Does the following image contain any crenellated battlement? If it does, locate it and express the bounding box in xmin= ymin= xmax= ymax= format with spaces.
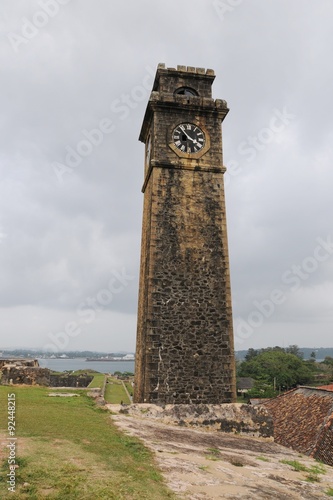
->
xmin=151 ymin=63 xmax=216 ymax=99
xmin=157 ymin=63 xmax=215 ymax=76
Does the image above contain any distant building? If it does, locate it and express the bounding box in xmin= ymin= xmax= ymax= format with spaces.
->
xmin=237 ymin=377 xmax=255 ymax=397
xmin=123 ymin=353 xmax=135 ymax=360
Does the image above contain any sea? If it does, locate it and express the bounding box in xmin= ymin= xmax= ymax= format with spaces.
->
xmin=38 ymin=358 xmax=135 ymax=374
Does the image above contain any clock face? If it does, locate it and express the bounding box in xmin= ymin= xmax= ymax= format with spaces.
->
xmin=172 ymin=123 xmax=205 ymax=154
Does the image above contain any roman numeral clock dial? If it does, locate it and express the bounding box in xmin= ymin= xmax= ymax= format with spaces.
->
xmin=172 ymin=123 xmax=205 ymax=154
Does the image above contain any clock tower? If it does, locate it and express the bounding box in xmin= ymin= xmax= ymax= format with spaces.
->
xmin=134 ymin=64 xmax=236 ymax=404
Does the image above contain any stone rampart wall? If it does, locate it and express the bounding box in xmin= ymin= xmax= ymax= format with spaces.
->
xmin=119 ymin=403 xmax=273 ymax=438
xmin=0 ymin=366 xmax=93 ymax=388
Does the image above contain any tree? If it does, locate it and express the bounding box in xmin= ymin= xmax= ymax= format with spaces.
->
xmin=238 ymin=349 xmax=315 ymax=391
xmin=246 ymin=380 xmax=278 ymax=399
xmin=285 ymin=345 xmax=304 ymax=359
xmin=310 ymin=351 xmax=317 ymax=362
xmin=244 ymin=348 xmax=259 ymax=362
xmin=322 ymin=356 xmax=333 ymax=366
xmin=320 ymin=357 xmax=333 ymax=381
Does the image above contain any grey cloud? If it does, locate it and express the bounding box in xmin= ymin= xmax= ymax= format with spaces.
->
xmin=0 ymin=0 xmax=332 ymax=351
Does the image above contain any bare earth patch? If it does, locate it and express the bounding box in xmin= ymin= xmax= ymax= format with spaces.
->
xmin=109 ymin=405 xmax=333 ymax=499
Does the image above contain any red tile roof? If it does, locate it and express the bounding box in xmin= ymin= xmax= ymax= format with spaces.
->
xmin=262 ymin=387 xmax=333 ymax=466
xmin=317 ymin=384 xmax=333 ymax=391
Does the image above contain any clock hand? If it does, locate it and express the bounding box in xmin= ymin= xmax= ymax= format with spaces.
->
xmin=186 ymin=133 xmax=199 ymax=145
xmin=182 ymin=130 xmax=195 ymax=142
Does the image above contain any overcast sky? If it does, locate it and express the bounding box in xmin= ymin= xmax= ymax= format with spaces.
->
xmin=0 ymin=0 xmax=332 ymax=353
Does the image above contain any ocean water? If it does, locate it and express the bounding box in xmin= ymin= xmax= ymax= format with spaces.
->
xmin=38 ymin=358 xmax=135 ymax=374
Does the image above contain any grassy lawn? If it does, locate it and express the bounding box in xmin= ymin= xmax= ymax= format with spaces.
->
xmin=0 ymin=386 xmax=175 ymax=499
xmin=124 ymin=381 xmax=134 ymax=399
xmin=87 ymin=373 xmax=105 ymax=389
xmin=104 ymin=378 xmax=130 ymax=404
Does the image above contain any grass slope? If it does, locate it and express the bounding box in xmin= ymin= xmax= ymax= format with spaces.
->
xmin=0 ymin=386 xmax=174 ymax=499
xmin=104 ymin=378 xmax=130 ymax=404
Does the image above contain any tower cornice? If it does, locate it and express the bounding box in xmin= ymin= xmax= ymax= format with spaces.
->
xmin=139 ymin=95 xmax=229 ymax=143
xmin=141 ymin=160 xmax=227 ymax=193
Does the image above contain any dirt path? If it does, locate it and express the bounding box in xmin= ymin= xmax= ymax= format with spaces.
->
xmin=109 ymin=405 xmax=333 ymax=499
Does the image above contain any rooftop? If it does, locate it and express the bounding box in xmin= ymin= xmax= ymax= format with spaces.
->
xmin=262 ymin=386 xmax=333 ymax=466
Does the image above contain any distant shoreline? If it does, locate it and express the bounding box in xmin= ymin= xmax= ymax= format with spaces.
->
xmin=38 ymin=358 xmax=135 ymax=374
xmin=86 ymin=358 xmax=134 ymax=362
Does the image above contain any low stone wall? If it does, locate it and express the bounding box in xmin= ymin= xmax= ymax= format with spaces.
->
xmin=119 ymin=403 xmax=273 ymax=438
xmin=50 ymin=374 xmax=94 ymax=387
xmin=0 ymin=366 xmax=93 ymax=388
xmin=1 ymin=367 xmax=50 ymax=386
xmin=0 ymin=358 xmax=39 ymax=369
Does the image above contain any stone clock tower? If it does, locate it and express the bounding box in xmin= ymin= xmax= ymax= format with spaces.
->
xmin=134 ymin=64 xmax=236 ymax=404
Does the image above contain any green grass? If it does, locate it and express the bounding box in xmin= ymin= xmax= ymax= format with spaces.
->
xmin=205 ymin=449 xmax=220 ymax=461
xmin=124 ymin=381 xmax=134 ymax=398
xmin=206 ymin=447 xmax=220 ymax=456
xmin=104 ymin=378 xmax=130 ymax=404
xmin=256 ymin=456 xmax=270 ymax=462
xmin=310 ymin=463 xmax=326 ymax=475
xmin=280 ymin=459 xmax=326 ymax=475
xmin=87 ymin=373 xmax=105 ymax=389
xmin=280 ymin=459 xmax=326 ymax=483
xmin=306 ymin=472 xmax=321 ymax=483
xmin=0 ymin=386 xmax=175 ymax=499
xmin=198 ymin=465 xmax=208 ymax=471
xmin=206 ymin=448 xmax=221 ymax=462
xmin=280 ymin=460 xmax=309 ymax=472
xmin=62 ymin=369 xmax=97 ymax=376
xmin=326 ymin=487 xmax=333 ymax=496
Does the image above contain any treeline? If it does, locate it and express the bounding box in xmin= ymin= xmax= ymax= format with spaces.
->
xmin=236 ymin=346 xmax=333 ymax=361
xmin=1 ymin=349 xmax=132 ymax=358
xmin=237 ymin=345 xmax=333 ymax=399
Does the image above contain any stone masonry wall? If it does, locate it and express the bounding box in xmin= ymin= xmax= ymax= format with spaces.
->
xmin=49 ymin=374 xmax=94 ymax=387
xmin=120 ymin=404 xmax=274 ymax=439
xmin=0 ymin=358 xmax=39 ymax=368
xmin=0 ymin=366 xmax=93 ymax=388
xmin=142 ymin=167 xmax=234 ymax=404
xmin=0 ymin=367 xmax=51 ymax=386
